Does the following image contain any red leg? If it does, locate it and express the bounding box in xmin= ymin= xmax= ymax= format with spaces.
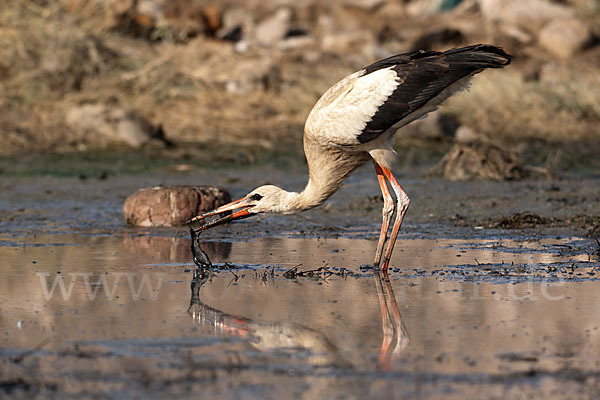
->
xmin=373 ymin=161 xmax=395 ymax=268
xmin=375 ymin=270 xmax=409 ymax=371
xmin=380 ymin=167 xmax=410 ymax=272
xmin=375 ymin=269 xmax=394 ymax=370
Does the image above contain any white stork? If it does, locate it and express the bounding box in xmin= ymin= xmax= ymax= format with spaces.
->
xmin=190 ymin=44 xmax=512 ymax=271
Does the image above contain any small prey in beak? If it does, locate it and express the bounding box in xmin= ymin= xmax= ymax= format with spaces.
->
xmin=187 ymin=196 xmax=257 ymax=233
xmin=189 ymin=227 xmax=213 ymax=268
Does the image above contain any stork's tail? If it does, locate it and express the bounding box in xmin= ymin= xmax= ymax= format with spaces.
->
xmin=443 ymin=44 xmax=512 ymax=69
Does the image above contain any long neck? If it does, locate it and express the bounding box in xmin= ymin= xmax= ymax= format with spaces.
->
xmin=284 ymin=137 xmax=369 ymax=213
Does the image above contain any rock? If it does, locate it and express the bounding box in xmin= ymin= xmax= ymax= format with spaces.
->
xmin=321 ymin=30 xmax=375 ymax=55
xmin=217 ymin=7 xmax=251 ymax=42
xmin=218 ymin=57 xmax=274 ymax=94
xmin=538 ymin=18 xmax=591 ymax=60
xmin=254 ymin=8 xmax=292 ymax=47
xmin=426 ymin=142 xmax=525 ymax=180
xmin=375 ymin=1 xmax=406 ymax=18
xmin=341 ymin=0 xmax=387 ymax=10
xmin=478 ymin=0 xmax=574 ymax=31
xmin=454 ymin=125 xmax=479 ymax=143
xmin=278 ymin=35 xmax=315 ymax=51
xmin=123 ymin=186 xmax=231 ymax=227
xmin=137 ymin=0 xmax=163 ymax=20
xmin=202 ymin=4 xmax=222 ymax=35
xmin=65 ymin=104 xmax=158 ymax=148
xmin=406 ymin=0 xmax=448 ymax=17
xmin=477 ymin=0 xmax=580 ymax=48
xmin=499 ymin=24 xmax=533 ymax=44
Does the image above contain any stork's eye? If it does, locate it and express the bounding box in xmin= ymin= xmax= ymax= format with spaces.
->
xmin=250 ymin=193 xmax=263 ymax=201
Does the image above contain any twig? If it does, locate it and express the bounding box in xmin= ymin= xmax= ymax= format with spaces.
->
xmin=121 ymin=49 xmax=174 ymax=81
xmin=224 ymin=263 xmax=239 ymax=280
xmin=11 ymin=338 xmax=50 ymax=363
xmin=23 ymin=0 xmax=59 ymax=18
xmin=282 ymin=264 xmax=351 ymax=280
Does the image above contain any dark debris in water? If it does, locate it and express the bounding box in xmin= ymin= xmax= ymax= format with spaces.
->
xmin=497 ymin=352 xmax=540 ymax=363
xmin=247 ymin=264 xmax=365 ymax=284
xmin=448 ymin=239 xmax=596 ymax=258
xmin=413 ymin=261 xmax=600 ymax=283
xmin=187 ymin=263 xmax=366 ymax=283
xmin=282 ymin=265 xmax=359 ymax=280
xmin=188 ymin=218 xmax=365 ymax=280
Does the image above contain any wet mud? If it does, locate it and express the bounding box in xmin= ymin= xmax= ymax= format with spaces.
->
xmin=1 ymin=163 xmax=600 ymax=398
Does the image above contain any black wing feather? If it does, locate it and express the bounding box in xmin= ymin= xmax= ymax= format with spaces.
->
xmin=357 ymin=44 xmax=511 ymax=144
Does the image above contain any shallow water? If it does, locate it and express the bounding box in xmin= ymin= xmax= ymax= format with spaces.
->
xmin=2 ymin=167 xmax=600 ymax=398
xmin=2 ymin=230 xmax=600 ymax=398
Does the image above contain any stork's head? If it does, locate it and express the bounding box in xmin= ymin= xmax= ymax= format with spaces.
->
xmin=188 ymin=185 xmax=294 ymax=232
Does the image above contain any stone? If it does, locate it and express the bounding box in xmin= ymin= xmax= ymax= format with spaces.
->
xmin=321 ymin=31 xmax=375 ymax=55
xmin=202 ymin=4 xmax=222 ymax=34
xmin=254 ymin=8 xmax=292 ymax=47
xmin=499 ymin=24 xmax=533 ymax=44
xmin=218 ymin=7 xmax=251 ymax=42
xmin=406 ymin=0 xmax=445 ymax=17
xmin=219 ymin=57 xmax=274 ymax=94
xmin=341 ymin=0 xmax=387 ymax=10
xmin=478 ymin=0 xmax=574 ymax=31
xmin=123 ymin=186 xmax=231 ymax=227
xmin=538 ymin=18 xmax=591 ymax=60
xmin=65 ymin=104 xmax=157 ymax=148
xmin=136 ymin=0 xmax=163 ymax=20
xmin=454 ymin=125 xmax=479 ymax=143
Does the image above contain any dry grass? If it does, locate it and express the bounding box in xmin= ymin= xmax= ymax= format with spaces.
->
xmin=0 ymin=0 xmax=599 ymax=157
xmin=0 ymin=0 xmax=121 ymax=153
xmin=0 ymin=0 xmax=338 ymax=153
xmin=444 ymin=69 xmax=600 ymax=142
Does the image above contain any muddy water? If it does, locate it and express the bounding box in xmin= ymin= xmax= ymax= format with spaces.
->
xmin=1 ymin=167 xmax=600 ymax=398
xmin=2 ymin=230 xmax=600 ymax=398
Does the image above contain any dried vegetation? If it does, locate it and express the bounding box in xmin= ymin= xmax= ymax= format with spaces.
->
xmin=0 ymin=0 xmax=598 ymax=164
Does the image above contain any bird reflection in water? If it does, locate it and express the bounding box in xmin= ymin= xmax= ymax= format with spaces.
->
xmin=188 ymin=227 xmax=409 ymax=370
xmin=375 ymin=270 xmax=409 ymax=370
xmin=188 ymin=267 xmax=352 ymax=368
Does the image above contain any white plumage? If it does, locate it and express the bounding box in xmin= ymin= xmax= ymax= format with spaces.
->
xmin=306 ymin=67 xmax=400 ymax=148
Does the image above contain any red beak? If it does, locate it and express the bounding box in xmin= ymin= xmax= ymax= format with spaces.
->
xmin=188 ymin=197 xmax=254 ymax=232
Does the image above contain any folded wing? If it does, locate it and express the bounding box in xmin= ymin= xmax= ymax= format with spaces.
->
xmin=305 ymin=44 xmax=512 ymax=147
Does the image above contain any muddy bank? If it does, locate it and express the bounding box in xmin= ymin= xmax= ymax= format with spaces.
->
xmin=1 ymin=151 xmax=598 ymax=239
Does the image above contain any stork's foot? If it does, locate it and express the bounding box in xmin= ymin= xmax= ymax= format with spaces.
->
xmin=380 ymin=259 xmax=391 ymax=272
xmin=371 ymin=261 xmax=392 ymax=273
